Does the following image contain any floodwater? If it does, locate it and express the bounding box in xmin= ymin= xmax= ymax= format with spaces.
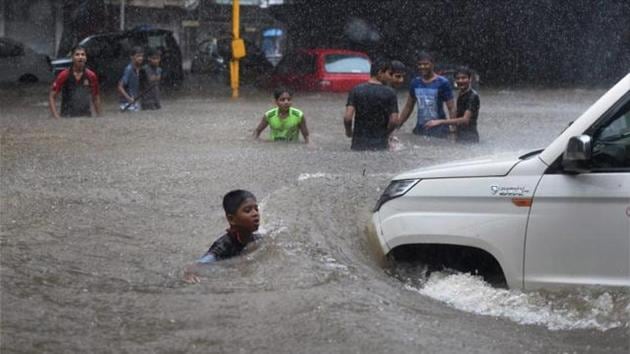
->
xmin=1 ymin=81 xmax=628 ymax=353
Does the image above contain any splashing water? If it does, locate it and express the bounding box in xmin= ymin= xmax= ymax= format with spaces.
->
xmin=404 ymin=271 xmax=630 ymax=331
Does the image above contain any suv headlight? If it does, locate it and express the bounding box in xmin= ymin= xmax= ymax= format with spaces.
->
xmin=373 ymin=179 xmax=420 ymax=212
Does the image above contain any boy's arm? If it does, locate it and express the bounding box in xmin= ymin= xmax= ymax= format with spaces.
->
xmin=182 ymin=252 xmax=217 ymax=284
xmin=88 ymin=73 xmax=101 ymax=116
xmin=253 ymin=115 xmax=268 ymax=138
xmin=118 ymin=68 xmax=134 ymax=103
xmin=426 ymin=93 xmax=477 ymax=128
xmin=93 ymin=94 xmax=102 ymax=116
xmin=183 ymin=263 xmax=202 ymax=284
xmin=299 ymin=116 xmax=310 ymax=144
xmin=425 ymin=110 xmax=472 ymax=128
xmin=387 ymin=112 xmax=400 ymax=135
xmin=48 ymin=89 xmax=61 ymax=119
xmin=343 ymin=88 xmax=357 ymax=137
xmin=49 ymin=70 xmax=67 ymax=119
xmin=117 ymin=79 xmax=133 ymax=103
xmin=343 ymin=106 xmax=355 ymax=137
xmin=445 ymin=98 xmax=456 ymax=119
xmin=398 ymin=94 xmax=415 ymax=127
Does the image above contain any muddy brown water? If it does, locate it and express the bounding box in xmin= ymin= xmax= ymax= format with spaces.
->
xmin=1 ymin=82 xmax=627 ymax=353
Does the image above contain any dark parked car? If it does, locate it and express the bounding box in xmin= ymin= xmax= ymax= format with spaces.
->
xmin=51 ymin=27 xmax=183 ymax=86
xmin=190 ymin=38 xmax=225 ymax=76
xmin=191 ymin=37 xmax=273 ymax=85
xmin=0 ymin=37 xmax=52 ymax=83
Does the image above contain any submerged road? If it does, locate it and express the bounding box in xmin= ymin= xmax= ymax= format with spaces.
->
xmin=1 ymin=81 xmax=627 ymax=353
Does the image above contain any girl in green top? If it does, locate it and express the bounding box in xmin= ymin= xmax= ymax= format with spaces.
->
xmin=253 ymin=88 xmax=310 ymax=144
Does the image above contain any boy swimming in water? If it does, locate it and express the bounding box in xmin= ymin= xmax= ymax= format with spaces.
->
xmin=253 ymin=88 xmax=310 ymax=144
xmin=183 ymin=190 xmax=261 ymax=284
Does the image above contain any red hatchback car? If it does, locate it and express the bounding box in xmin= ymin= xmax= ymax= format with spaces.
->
xmin=270 ymin=48 xmax=371 ymax=92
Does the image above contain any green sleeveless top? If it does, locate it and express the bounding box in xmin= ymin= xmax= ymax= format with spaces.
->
xmin=265 ymin=107 xmax=304 ymax=141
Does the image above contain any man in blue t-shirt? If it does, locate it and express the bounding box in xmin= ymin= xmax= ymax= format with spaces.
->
xmin=399 ymin=52 xmax=455 ymax=138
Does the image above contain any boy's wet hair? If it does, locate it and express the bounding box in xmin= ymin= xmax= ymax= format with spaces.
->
xmin=455 ymin=66 xmax=473 ymax=78
xmin=390 ymin=60 xmax=406 ymax=73
xmin=130 ymin=46 xmax=144 ymax=56
xmin=71 ymin=45 xmax=87 ymax=55
xmin=416 ymin=51 xmax=435 ymax=63
xmin=370 ymin=58 xmax=391 ymax=76
xmin=223 ymin=190 xmax=256 ymax=215
xmin=273 ymin=87 xmax=293 ymax=100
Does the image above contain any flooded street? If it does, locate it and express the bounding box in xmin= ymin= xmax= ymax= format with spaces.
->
xmin=1 ymin=82 xmax=628 ymax=353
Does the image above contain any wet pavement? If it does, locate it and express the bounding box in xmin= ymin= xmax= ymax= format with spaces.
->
xmin=1 ymin=79 xmax=628 ymax=353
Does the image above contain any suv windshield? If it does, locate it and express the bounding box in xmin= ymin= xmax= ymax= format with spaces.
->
xmin=324 ymin=54 xmax=370 ymax=73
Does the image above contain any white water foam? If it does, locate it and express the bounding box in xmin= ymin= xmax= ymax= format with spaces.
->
xmin=406 ymin=272 xmax=629 ymax=331
xmin=298 ymin=172 xmax=329 ymax=181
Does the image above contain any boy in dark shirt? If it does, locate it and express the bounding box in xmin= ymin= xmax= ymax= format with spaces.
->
xmin=183 ymin=190 xmax=261 ymax=284
xmin=344 ymin=59 xmax=399 ymax=151
xmin=141 ymin=48 xmax=162 ymax=110
xmin=48 ymin=46 xmax=101 ymax=118
xmin=424 ymin=67 xmax=480 ymax=143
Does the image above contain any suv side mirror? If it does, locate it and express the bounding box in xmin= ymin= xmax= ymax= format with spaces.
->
xmin=562 ymin=135 xmax=592 ymax=173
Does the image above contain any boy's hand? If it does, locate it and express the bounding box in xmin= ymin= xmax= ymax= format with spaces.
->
xmin=183 ymin=264 xmax=201 ymax=284
xmin=388 ymin=135 xmax=401 ymax=151
xmin=183 ymin=270 xmax=200 ymax=284
xmin=424 ymin=119 xmax=442 ymax=129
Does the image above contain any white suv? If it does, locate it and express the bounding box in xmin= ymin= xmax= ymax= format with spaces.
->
xmin=371 ymin=74 xmax=630 ymax=290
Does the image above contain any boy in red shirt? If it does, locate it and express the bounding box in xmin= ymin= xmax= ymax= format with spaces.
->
xmin=49 ymin=46 xmax=101 ymax=118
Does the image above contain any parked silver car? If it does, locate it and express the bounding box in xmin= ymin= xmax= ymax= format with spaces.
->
xmin=0 ymin=37 xmax=52 ymax=83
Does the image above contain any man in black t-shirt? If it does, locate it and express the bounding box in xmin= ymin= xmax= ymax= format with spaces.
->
xmin=344 ymin=59 xmax=399 ymax=151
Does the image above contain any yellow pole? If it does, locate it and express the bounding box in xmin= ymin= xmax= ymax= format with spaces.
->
xmin=231 ymin=0 xmax=240 ymax=98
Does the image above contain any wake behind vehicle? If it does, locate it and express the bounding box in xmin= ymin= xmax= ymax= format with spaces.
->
xmin=371 ymin=74 xmax=630 ymax=290
xmin=50 ymin=27 xmax=183 ymax=87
